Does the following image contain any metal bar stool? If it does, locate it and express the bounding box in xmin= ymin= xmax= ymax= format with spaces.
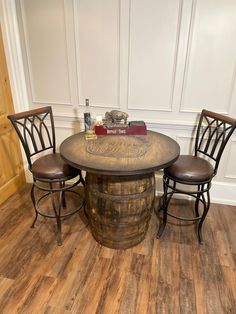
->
xmin=157 ymin=109 xmax=236 ymax=243
xmin=8 ymin=106 xmax=85 ymax=245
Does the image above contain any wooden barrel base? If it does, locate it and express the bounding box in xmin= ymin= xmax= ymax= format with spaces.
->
xmin=85 ymin=172 xmax=155 ymax=249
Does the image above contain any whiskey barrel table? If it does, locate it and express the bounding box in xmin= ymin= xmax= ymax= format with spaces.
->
xmin=60 ymin=131 xmax=179 ymax=249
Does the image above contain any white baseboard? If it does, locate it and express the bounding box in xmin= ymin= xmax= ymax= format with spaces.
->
xmin=210 ymin=181 xmax=236 ymax=206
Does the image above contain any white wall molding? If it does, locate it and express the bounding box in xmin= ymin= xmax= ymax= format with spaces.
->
xmin=224 ymin=139 xmax=236 ymax=179
xmin=0 ymin=0 xmax=29 ymax=113
xmin=74 ymin=0 xmax=121 ymax=108
xmin=127 ymin=0 xmax=183 ymax=112
xmin=19 ymin=0 xmax=72 ymax=105
xmin=0 ymin=0 xmax=29 ymax=174
xmin=53 ymin=117 xmax=196 ymax=130
xmin=180 ymin=0 xmax=236 ymax=114
xmin=228 ymin=61 xmax=236 ymax=115
xmin=210 ymin=181 xmax=236 ymax=206
xmin=179 ymin=0 xmax=196 ymax=113
xmin=62 ymin=0 xmax=73 ymax=106
xmin=32 ymin=100 xmax=72 ymax=106
xmin=146 ymin=120 xmax=195 ymax=130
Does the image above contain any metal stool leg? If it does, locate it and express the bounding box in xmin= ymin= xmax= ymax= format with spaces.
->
xmin=81 ymin=175 xmax=85 ymax=187
xmin=194 ymin=185 xmax=201 ymax=218
xmin=31 ymin=183 xmax=38 ymax=228
xmin=50 ymin=188 xmax=62 ymax=246
xmin=157 ymin=177 xmax=171 ymax=238
xmin=197 ymin=189 xmax=210 ymax=244
xmin=60 ymin=181 xmax=66 ymax=208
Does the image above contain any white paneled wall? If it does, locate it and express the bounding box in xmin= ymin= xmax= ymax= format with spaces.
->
xmin=180 ymin=0 xmax=236 ymax=113
xmin=20 ymin=0 xmax=71 ymax=105
xmin=128 ymin=0 xmax=181 ymax=111
xmin=76 ymin=0 xmax=120 ymax=108
xmin=9 ymin=0 xmax=236 ymax=204
xmin=225 ymin=140 xmax=236 ymax=179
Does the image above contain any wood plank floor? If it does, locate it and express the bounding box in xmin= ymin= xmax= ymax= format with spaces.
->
xmin=0 ymin=183 xmax=235 ymax=313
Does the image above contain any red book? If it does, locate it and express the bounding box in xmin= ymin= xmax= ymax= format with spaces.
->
xmin=95 ymin=124 xmax=147 ymax=135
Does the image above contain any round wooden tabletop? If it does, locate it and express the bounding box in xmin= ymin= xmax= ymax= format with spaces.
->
xmin=60 ymin=130 xmax=180 ymax=176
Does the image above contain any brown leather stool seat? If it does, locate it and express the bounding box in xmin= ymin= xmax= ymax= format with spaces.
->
xmin=165 ymin=155 xmax=214 ymax=183
xmin=32 ymin=153 xmax=80 ymax=180
xmin=157 ymin=109 xmax=236 ymax=244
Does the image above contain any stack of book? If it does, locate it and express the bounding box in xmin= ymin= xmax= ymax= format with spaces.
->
xmin=95 ymin=121 xmax=147 ymax=135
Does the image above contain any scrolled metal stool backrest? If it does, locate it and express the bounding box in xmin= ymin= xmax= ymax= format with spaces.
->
xmin=8 ymin=106 xmax=55 ymax=170
xmin=195 ymin=109 xmax=236 ymax=175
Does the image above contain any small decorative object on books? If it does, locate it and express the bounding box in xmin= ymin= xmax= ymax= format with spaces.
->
xmin=105 ymin=110 xmax=128 ymax=125
xmin=95 ymin=110 xmax=147 ymax=135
